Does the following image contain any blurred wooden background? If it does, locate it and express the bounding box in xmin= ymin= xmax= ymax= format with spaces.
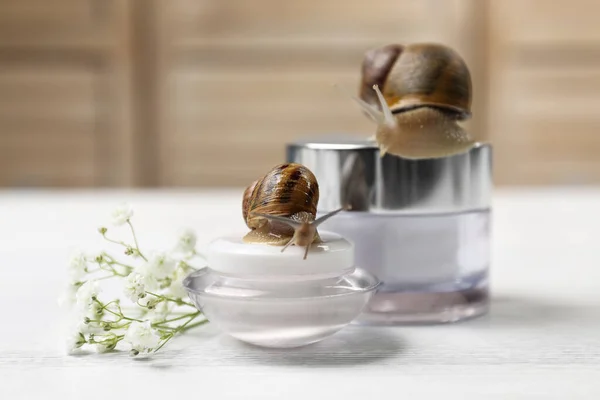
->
xmin=0 ymin=0 xmax=599 ymax=187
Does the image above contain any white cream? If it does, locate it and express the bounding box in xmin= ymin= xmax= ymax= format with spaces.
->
xmin=207 ymin=231 xmax=354 ymax=277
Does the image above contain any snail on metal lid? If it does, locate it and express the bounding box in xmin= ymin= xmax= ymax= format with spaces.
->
xmin=242 ymin=163 xmax=345 ymax=260
xmin=351 ymin=42 xmax=477 ymax=159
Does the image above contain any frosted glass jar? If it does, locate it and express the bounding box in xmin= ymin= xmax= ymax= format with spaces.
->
xmin=287 ymin=138 xmax=492 ymax=324
xmin=183 ymin=232 xmax=380 ymax=347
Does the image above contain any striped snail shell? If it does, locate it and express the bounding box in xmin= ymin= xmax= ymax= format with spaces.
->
xmin=359 ymin=43 xmax=472 ymax=119
xmin=242 ymin=163 xmax=345 ymax=260
xmin=350 ymin=43 xmax=477 ymax=159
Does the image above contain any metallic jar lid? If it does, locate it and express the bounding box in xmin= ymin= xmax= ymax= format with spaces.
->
xmin=286 ymin=136 xmax=492 ymax=214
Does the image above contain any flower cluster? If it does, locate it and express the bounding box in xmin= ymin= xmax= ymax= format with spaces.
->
xmin=62 ymin=203 xmax=207 ymax=356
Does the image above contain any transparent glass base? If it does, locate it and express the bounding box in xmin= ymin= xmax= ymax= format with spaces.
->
xmin=319 ymin=210 xmax=491 ymax=325
xmin=355 ymin=272 xmax=489 ymax=325
xmin=184 ymin=267 xmax=380 ymax=348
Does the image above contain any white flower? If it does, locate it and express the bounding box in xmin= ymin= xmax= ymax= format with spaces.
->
xmin=124 ymin=321 xmax=161 ymax=354
xmin=137 ymin=295 xmax=161 ymax=309
xmin=166 ymin=264 xmax=189 ymax=299
xmin=124 ymin=272 xmax=146 ymax=303
xmin=76 ymin=320 xmax=104 ymax=335
xmin=68 ymin=250 xmax=87 ymax=283
xmin=75 ymin=280 xmax=101 ymax=311
xmin=85 ymin=299 xmax=104 ymax=320
xmin=94 ymin=333 xmax=118 ymax=353
xmin=95 ymin=343 xmax=113 ymax=353
xmin=88 ymin=252 xmax=105 ymax=264
xmin=137 ymin=251 xmax=176 ymax=280
xmin=175 ymin=229 xmax=197 ymax=254
xmin=57 ymin=283 xmax=80 ymax=308
xmin=111 ymin=203 xmax=133 ymax=226
xmin=146 ymin=302 xmax=170 ymax=324
xmin=66 ymin=331 xmax=86 ymax=354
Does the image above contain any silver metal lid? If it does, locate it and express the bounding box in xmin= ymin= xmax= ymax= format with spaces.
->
xmin=286 ymin=136 xmax=492 ymax=214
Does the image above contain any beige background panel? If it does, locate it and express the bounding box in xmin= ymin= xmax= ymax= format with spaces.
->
xmin=1 ymin=0 xmax=599 ymax=187
xmin=488 ymin=0 xmax=600 ymax=185
xmin=0 ymin=0 xmax=134 ymax=187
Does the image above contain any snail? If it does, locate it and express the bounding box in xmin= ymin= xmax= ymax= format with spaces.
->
xmin=351 ymin=43 xmax=476 ymax=159
xmin=242 ymin=163 xmax=345 ymax=260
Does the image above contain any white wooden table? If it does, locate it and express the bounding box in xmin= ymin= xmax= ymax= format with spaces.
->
xmin=1 ymin=189 xmax=599 ymax=399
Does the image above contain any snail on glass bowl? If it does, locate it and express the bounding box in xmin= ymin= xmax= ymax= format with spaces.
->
xmin=242 ymin=163 xmax=346 ymax=260
xmin=350 ymin=42 xmax=477 ymax=159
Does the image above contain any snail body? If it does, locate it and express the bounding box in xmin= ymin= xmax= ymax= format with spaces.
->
xmin=242 ymin=163 xmax=344 ymax=259
xmin=372 ymin=100 xmax=475 ymax=159
xmin=353 ymin=43 xmax=476 ymax=159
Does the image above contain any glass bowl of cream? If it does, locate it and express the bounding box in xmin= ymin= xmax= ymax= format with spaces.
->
xmin=183 ymin=231 xmax=380 ymax=348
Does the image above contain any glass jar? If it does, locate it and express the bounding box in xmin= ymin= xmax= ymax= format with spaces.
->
xmin=287 ymin=137 xmax=492 ymax=324
xmin=183 ymin=232 xmax=380 ymax=347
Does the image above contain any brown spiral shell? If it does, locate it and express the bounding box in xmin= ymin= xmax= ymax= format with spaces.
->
xmin=242 ymin=163 xmax=319 ymax=231
xmin=242 ymin=179 xmax=258 ymax=223
xmin=359 ymin=43 xmax=472 ymax=120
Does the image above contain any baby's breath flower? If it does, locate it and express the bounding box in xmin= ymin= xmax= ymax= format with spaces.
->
xmin=124 ymin=272 xmax=146 ymax=303
xmin=68 ymin=250 xmax=88 ymax=283
xmin=138 ymin=295 xmax=160 ymax=309
xmin=87 ymin=299 xmax=105 ymax=319
xmin=166 ymin=264 xmax=189 ymax=299
xmin=94 ymin=333 xmax=118 ymax=353
xmin=95 ymin=343 xmax=114 ymax=353
xmin=66 ymin=331 xmax=86 ymax=354
xmin=113 ymin=263 xmax=131 ymax=277
xmin=75 ymin=280 xmax=101 ymax=311
xmin=58 ymin=283 xmax=80 ymax=308
xmin=147 ymin=301 xmax=170 ymax=324
xmin=111 ymin=203 xmax=134 ymax=226
xmin=137 ymin=251 xmax=176 ymax=280
xmin=176 ymin=229 xmax=197 ymax=254
xmin=89 ymin=252 xmax=104 ymax=264
xmin=77 ymin=321 xmax=103 ymax=335
xmin=66 ymin=205 xmax=205 ymax=357
xmin=124 ymin=321 xmax=161 ymax=355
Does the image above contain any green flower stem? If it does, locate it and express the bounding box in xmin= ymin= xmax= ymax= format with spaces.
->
xmin=175 ymin=312 xmax=203 ymax=333
xmin=97 ymin=263 xmax=127 ymax=277
xmin=145 ymin=292 xmax=195 ymax=308
xmin=136 ymin=297 xmax=163 ymax=308
xmin=101 ymin=235 xmax=131 ymax=249
xmin=107 ymin=323 xmax=130 ymax=330
xmin=155 ymin=326 xmax=179 ymax=332
xmin=85 ymin=268 xmax=103 ymax=274
xmin=99 ymin=300 xmax=120 ymax=311
xmin=94 ymin=299 xmax=144 ymax=323
xmin=179 ymin=318 xmax=209 ymax=332
xmin=106 ymin=309 xmax=143 ymax=323
xmin=86 ymin=275 xmax=119 ymax=282
xmin=153 ymin=312 xmax=198 ymax=326
xmin=102 ymin=254 xmax=135 ymax=275
xmin=112 ymin=262 xmax=134 ymax=274
xmin=153 ymin=311 xmax=203 ymax=352
xmin=109 ymin=265 xmax=129 ymax=277
xmin=127 ymin=220 xmax=147 ymax=261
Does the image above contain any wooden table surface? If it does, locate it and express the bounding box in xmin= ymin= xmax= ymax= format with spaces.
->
xmin=1 ymin=188 xmax=599 ymax=399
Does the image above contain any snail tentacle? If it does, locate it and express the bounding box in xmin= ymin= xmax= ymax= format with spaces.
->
xmin=313 ymin=207 xmax=346 ymax=227
xmin=250 ymin=212 xmax=303 ymax=228
xmin=280 ymin=236 xmax=295 ymax=253
xmin=372 ymin=85 xmax=395 ymax=127
xmin=335 ymin=83 xmax=384 ymax=124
